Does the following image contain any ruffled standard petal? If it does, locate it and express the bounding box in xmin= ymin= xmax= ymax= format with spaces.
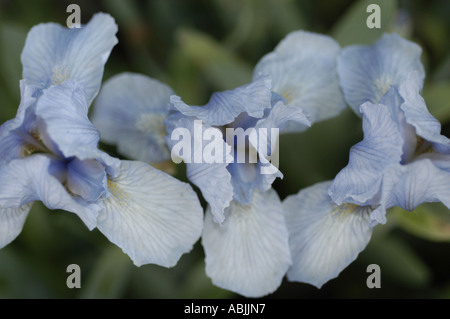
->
xmin=380 ymin=159 xmax=450 ymax=212
xmin=186 ymin=162 xmax=233 ymax=224
xmin=0 ymin=155 xmax=100 ymax=229
xmin=249 ymin=101 xmax=310 ymax=174
xmin=249 ymin=101 xmax=310 ymax=150
xmin=399 ymin=72 xmax=450 ymax=150
xmin=0 ymin=203 xmax=33 ymax=249
xmin=36 ymin=81 xmax=97 ymax=154
xmin=378 ymin=86 xmax=418 ymax=163
xmin=337 ymin=33 xmax=425 ymax=115
xmin=201 ymin=189 xmax=291 ymax=298
xmin=92 ymin=72 xmax=173 ymax=163
xmin=21 ymin=13 xmax=118 ymax=104
xmin=97 ymin=160 xmax=204 ymax=267
xmin=165 ymin=113 xmax=233 ymax=224
xmin=226 ymin=102 xmax=308 ymax=204
xmin=254 ymin=30 xmax=346 ymax=131
xmin=283 ymin=181 xmax=373 ymax=288
xmin=329 ymin=102 xmax=403 ymax=206
xmin=225 ymin=102 xmax=308 ymax=203
xmin=35 ymin=81 xmax=120 ymax=177
xmin=170 ymin=74 xmax=272 ymax=126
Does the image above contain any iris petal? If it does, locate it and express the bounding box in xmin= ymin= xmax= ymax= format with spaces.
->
xmin=66 ymin=158 xmax=107 ymax=202
xmin=0 ymin=155 xmax=100 ymax=229
xmin=399 ymin=71 xmax=450 ymax=150
xmin=202 ymin=189 xmax=291 ymax=297
xmin=97 ymin=160 xmax=204 ymax=267
xmin=0 ymin=203 xmax=33 ymax=249
xmin=0 ymin=81 xmax=39 ymax=164
xmin=329 ymin=102 xmax=403 ymax=206
xmin=254 ymin=30 xmax=346 ymax=131
xmin=92 ymin=73 xmax=173 ymax=163
xmin=35 ymin=81 xmax=120 ymax=177
xmin=21 ymin=13 xmax=118 ymax=104
xmin=337 ymin=33 xmax=424 ymax=115
xmin=165 ymin=113 xmax=233 ymax=224
xmin=284 ymin=181 xmax=373 ymax=288
xmin=380 ymin=159 xmax=450 ymax=211
xmin=170 ymin=74 xmax=272 ymax=126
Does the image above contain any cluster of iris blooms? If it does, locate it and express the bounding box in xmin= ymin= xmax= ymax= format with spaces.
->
xmin=0 ymin=13 xmax=448 ymax=298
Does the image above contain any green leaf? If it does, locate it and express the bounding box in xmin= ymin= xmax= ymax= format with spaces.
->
xmin=331 ymin=0 xmax=398 ymax=47
xmin=0 ymin=248 xmax=57 ymax=298
xmin=78 ymin=244 xmax=132 ymax=299
xmin=391 ymin=203 xmax=450 ymax=242
xmin=361 ymin=231 xmax=431 ymax=288
xmin=422 ymin=81 xmax=450 ymax=124
xmin=263 ymin=0 xmax=307 ymax=36
xmin=0 ymin=23 xmax=27 ymax=115
xmin=433 ymin=54 xmax=450 ymax=81
xmin=167 ymin=49 xmax=208 ymax=105
xmin=175 ymin=28 xmax=253 ymax=92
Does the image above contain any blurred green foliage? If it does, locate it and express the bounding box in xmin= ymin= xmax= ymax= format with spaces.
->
xmin=0 ymin=0 xmax=449 ymax=299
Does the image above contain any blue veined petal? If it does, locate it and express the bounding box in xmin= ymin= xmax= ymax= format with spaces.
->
xmin=35 ymin=81 xmax=120 ymax=177
xmin=92 ymin=72 xmax=173 ymax=163
xmin=379 ymin=86 xmax=417 ymax=163
xmin=66 ymin=158 xmax=108 ymax=202
xmin=228 ymin=161 xmax=282 ymax=205
xmin=165 ymin=113 xmax=233 ymax=224
xmin=227 ymin=161 xmax=283 ymax=205
xmin=0 ymin=155 xmax=100 ymax=229
xmin=253 ymin=30 xmax=346 ymax=131
xmin=36 ymin=81 xmax=95 ymax=154
xmin=415 ymin=152 xmax=450 ymax=173
xmin=0 ymin=203 xmax=33 ymax=249
xmin=329 ymin=102 xmax=403 ymax=206
xmin=227 ymin=162 xmax=257 ymax=204
xmin=21 ymin=13 xmax=118 ymax=105
xmin=337 ymin=33 xmax=425 ymax=115
xmin=170 ymin=74 xmax=272 ymax=126
xmin=186 ymin=162 xmax=233 ymax=225
xmin=0 ymin=81 xmax=40 ymax=164
xmin=380 ymin=159 xmax=450 ymax=212
xmin=249 ymin=101 xmax=310 ymax=154
xmin=283 ymin=181 xmax=373 ymax=288
xmin=399 ymin=72 xmax=450 ymax=151
xmin=227 ymin=101 xmax=308 ymax=204
xmin=229 ymin=102 xmax=309 ymax=201
xmin=97 ymin=160 xmax=203 ymax=267
xmin=201 ymin=189 xmax=291 ymax=298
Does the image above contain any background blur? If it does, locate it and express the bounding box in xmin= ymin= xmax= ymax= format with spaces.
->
xmin=0 ymin=0 xmax=449 ymax=298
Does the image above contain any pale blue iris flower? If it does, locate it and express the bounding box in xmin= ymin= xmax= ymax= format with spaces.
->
xmin=332 ymin=33 xmax=450 ymax=217
xmin=92 ymin=30 xmax=348 ymax=297
xmin=283 ymin=33 xmax=450 ymax=289
xmin=0 ymin=14 xmax=204 ymax=269
xmin=166 ymin=74 xmax=307 ymax=297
